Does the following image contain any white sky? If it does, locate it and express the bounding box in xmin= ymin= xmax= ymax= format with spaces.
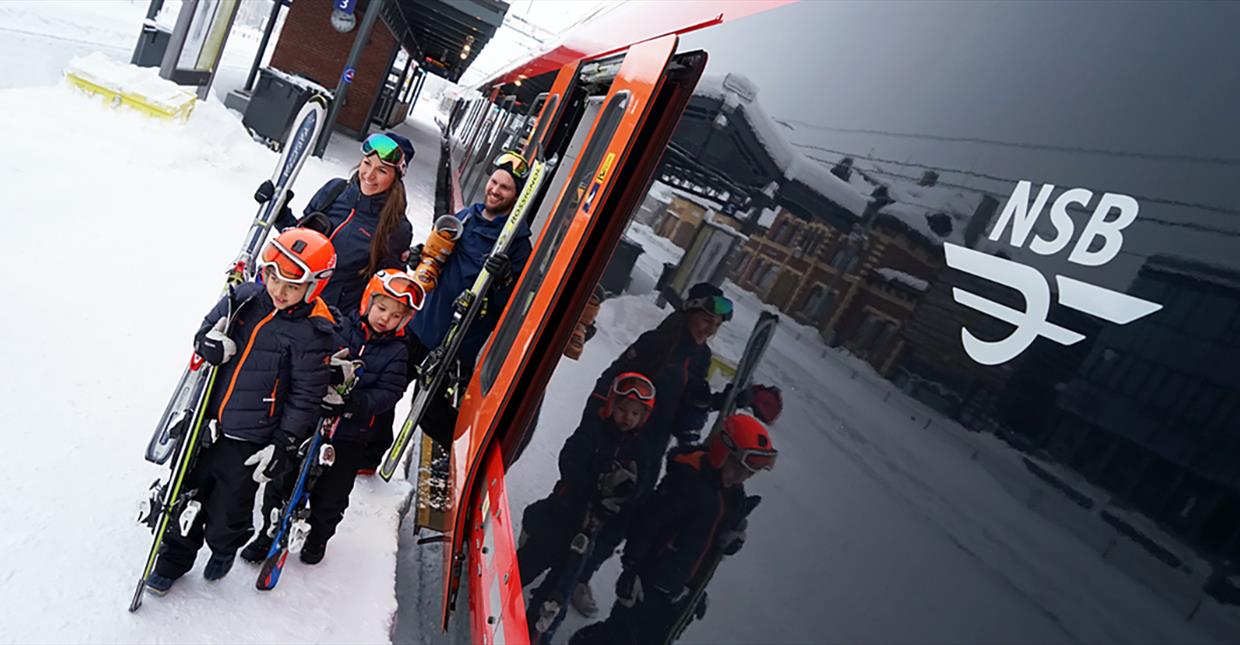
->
xmin=457 ymin=0 xmax=621 ymax=87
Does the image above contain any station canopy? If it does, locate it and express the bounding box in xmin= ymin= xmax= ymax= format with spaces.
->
xmin=385 ymin=0 xmax=507 ymax=82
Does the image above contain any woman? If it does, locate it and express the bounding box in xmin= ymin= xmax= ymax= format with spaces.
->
xmin=281 ymin=131 xmax=416 ymax=315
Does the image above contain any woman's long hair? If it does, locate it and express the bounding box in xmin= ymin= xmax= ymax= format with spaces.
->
xmin=348 ymin=164 xmax=409 ymax=277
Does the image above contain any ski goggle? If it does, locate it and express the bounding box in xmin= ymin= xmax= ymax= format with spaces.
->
xmin=683 ymin=295 xmax=734 ymax=322
xmin=611 ymin=372 xmax=656 ymax=405
xmin=361 ymin=133 xmax=407 ymax=174
xmin=493 ymin=151 xmax=529 ymax=179
xmin=721 ymin=430 xmax=778 ymax=473
xmin=258 ymin=237 xmax=333 ymax=284
xmin=374 ymin=270 xmax=425 ymax=311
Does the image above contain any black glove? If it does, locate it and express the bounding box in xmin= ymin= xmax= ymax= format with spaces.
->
xmin=597 ymin=460 xmax=639 ymax=513
xmin=717 ymin=517 xmax=748 ymax=556
xmin=196 ymin=318 xmax=236 ymax=365
xmin=320 ymin=394 xmax=348 ymax=418
xmin=298 ymin=211 xmax=332 ymax=236
xmin=484 ymin=251 xmax=511 ymax=281
xmin=410 ymin=242 xmax=425 ymax=258
xmin=694 ymin=591 xmax=709 ymax=620
xmin=244 ymin=435 xmax=299 ymax=484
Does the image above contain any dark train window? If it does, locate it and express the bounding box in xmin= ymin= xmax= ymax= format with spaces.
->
xmin=479 ymin=90 xmax=632 ymax=394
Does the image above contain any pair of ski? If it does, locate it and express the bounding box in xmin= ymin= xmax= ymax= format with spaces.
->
xmin=129 ymin=96 xmax=327 ymax=612
xmin=377 ymin=155 xmax=556 ymax=486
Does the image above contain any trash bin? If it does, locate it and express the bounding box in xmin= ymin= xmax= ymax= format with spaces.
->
xmin=131 ymin=22 xmax=171 ymax=68
xmin=599 ymin=236 xmax=644 ymax=296
xmin=243 ymin=68 xmax=323 ymax=149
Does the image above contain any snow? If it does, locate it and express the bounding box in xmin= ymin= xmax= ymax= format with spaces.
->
xmin=875 ymin=267 xmax=930 ymax=292
xmin=67 ymin=51 xmax=196 ymax=111
xmin=264 ymin=66 xmax=333 ymax=99
xmin=0 ymin=5 xmax=447 ymax=639
xmin=694 ymin=74 xmax=870 ymax=217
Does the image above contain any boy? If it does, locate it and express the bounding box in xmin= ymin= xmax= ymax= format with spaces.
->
xmin=569 ymin=414 xmax=777 ymax=645
xmin=145 ymin=228 xmax=338 ymax=594
xmin=518 ymin=373 xmax=658 ymax=643
xmin=242 ymin=268 xmax=418 ymax=565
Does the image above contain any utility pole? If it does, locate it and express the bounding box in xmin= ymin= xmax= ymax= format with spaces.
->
xmin=314 ymin=0 xmax=386 ymax=157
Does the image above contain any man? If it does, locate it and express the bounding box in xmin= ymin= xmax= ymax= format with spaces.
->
xmin=402 ymin=151 xmax=533 ymax=447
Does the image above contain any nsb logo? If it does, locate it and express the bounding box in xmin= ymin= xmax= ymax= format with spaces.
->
xmin=945 ymin=181 xmax=1162 ymax=366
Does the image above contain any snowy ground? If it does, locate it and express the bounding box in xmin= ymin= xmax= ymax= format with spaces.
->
xmin=504 ymin=221 xmax=1237 ymax=643
xmin=0 ymin=3 xmax=442 ymax=641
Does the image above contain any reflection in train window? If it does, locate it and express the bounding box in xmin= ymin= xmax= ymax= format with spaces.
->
xmin=479 ymin=91 xmax=633 ymax=394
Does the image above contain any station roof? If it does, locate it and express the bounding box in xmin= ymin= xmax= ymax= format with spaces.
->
xmin=385 ymin=0 xmax=508 ymax=82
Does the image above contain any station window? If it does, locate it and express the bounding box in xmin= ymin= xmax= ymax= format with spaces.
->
xmin=478 ymin=90 xmax=633 ymax=395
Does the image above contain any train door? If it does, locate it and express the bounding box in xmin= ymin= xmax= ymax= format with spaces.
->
xmin=441 ymin=35 xmax=708 ymax=639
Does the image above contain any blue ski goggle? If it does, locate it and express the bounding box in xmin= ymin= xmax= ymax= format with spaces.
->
xmin=683 ymin=295 xmax=733 ymax=322
xmin=361 ymin=133 xmax=407 ymax=175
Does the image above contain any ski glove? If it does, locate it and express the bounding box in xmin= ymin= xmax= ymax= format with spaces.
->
xmin=328 ymin=348 xmax=359 ymax=387
xmin=615 ymin=569 xmax=643 ymax=608
xmin=484 ymin=251 xmax=511 ymax=282
xmin=196 ymin=317 xmax=236 ymax=365
xmin=717 ymin=518 xmax=748 ymax=556
xmin=598 ymin=460 xmax=639 ymax=513
xmin=244 ymin=437 xmax=299 ymax=484
xmin=694 ymin=592 xmax=709 ymax=620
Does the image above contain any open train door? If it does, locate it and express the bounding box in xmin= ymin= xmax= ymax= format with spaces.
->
xmin=438 ymin=34 xmax=706 ymax=641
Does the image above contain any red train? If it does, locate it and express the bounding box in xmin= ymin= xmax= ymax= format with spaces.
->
xmin=427 ymin=2 xmax=1240 ymax=643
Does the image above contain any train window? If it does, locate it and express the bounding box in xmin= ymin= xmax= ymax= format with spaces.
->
xmin=526 ymin=94 xmax=558 ymax=157
xmin=479 ymin=91 xmax=633 ymax=395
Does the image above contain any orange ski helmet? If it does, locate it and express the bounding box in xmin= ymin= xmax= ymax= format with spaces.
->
xmin=707 ymin=413 xmax=777 ymax=472
xmin=600 ymin=372 xmax=657 ymax=426
xmin=257 ymin=228 xmax=336 ymax=304
xmin=360 ymin=268 xmax=424 ymax=324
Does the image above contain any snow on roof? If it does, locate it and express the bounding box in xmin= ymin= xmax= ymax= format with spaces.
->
xmin=875 ymin=267 xmax=929 ymax=292
xmin=848 ymin=159 xmax=980 ymax=247
xmin=265 ymin=66 xmax=333 ymax=97
xmin=660 ymin=180 xmax=726 ymax=212
xmin=757 ymin=206 xmax=779 ymax=228
xmin=694 ymin=74 xmax=869 ymax=218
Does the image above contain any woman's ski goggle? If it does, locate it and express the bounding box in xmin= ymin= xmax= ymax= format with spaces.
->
xmin=683 ymin=295 xmax=734 ymax=322
xmin=611 ymin=372 xmax=656 ymax=405
xmin=362 ymin=133 xmax=407 ymax=175
xmin=493 ymin=151 xmax=529 ymax=179
xmin=722 ymin=430 xmax=778 ymax=473
xmin=375 ymin=270 xmax=425 ymax=311
xmin=258 ymin=237 xmax=333 ymax=284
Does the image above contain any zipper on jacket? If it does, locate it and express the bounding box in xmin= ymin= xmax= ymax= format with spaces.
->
xmin=265 ymin=377 xmax=280 ymax=417
xmin=330 ymin=209 xmax=357 ymax=241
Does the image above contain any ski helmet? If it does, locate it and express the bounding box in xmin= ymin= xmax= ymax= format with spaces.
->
xmin=600 ymin=372 xmax=656 ymax=425
xmin=707 ymin=413 xmax=777 ymax=472
xmin=257 ymin=228 xmax=336 ymax=304
xmin=360 ymin=268 xmax=424 ymax=325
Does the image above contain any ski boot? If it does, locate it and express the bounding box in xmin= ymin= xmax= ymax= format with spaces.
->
xmin=203 ymin=552 xmax=235 ymax=581
xmin=241 ymin=535 xmax=273 ymax=563
xmin=299 ymin=538 xmax=327 ymax=565
xmin=411 ymin=215 xmax=463 ymax=294
xmin=145 ymin=572 xmax=175 ymax=596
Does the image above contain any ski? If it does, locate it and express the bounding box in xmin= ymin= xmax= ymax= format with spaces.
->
xmin=706 ymin=310 xmax=778 ymax=440
xmin=378 ymin=155 xmax=555 ymax=482
xmin=145 ymin=95 xmax=327 ymax=466
xmin=662 ymin=495 xmax=762 ymax=644
xmin=256 ymin=362 xmax=362 ymax=591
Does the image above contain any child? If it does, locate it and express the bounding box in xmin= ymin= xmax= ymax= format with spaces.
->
xmin=241 ymin=268 xmax=419 ymax=565
xmin=569 ymin=414 xmax=777 ymax=645
xmin=145 ymin=228 xmax=338 ymax=594
xmin=518 ymin=373 xmax=658 ymax=643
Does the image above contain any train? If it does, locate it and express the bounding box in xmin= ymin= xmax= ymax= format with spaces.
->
xmin=420 ymin=2 xmax=1240 ymax=642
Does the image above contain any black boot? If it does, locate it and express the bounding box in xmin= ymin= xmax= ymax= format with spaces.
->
xmin=203 ymin=552 xmax=235 ymax=581
xmin=300 ymin=539 xmax=327 ymax=565
xmin=241 ymin=535 xmax=274 ymax=563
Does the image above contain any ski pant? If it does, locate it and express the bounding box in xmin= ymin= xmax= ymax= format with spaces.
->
xmin=404 ymin=333 xmax=463 ymax=449
xmin=578 ymin=507 xmax=632 ymax=585
xmin=155 ymin=437 xmax=263 ymax=579
xmin=257 ymin=441 xmax=370 ymax=547
xmin=568 ymin=585 xmax=688 ymax=645
xmin=520 ymin=497 xmax=609 ymax=644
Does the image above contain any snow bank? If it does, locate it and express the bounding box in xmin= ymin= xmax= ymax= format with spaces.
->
xmin=66 ymin=51 xmax=196 ymax=114
xmin=875 ymin=267 xmax=929 ymax=292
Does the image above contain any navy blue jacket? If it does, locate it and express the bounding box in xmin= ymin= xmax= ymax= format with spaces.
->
xmin=331 ymin=310 xmax=409 ymax=444
xmin=300 ymin=177 xmax=413 ymax=316
xmin=197 ymin=282 xmax=335 ymax=446
xmin=589 ymin=324 xmax=712 ymax=479
xmin=621 ymin=448 xmax=749 ymax=594
xmin=552 ymin=409 xmax=651 ymax=513
xmin=409 ymin=202 xmax=532 ymax=367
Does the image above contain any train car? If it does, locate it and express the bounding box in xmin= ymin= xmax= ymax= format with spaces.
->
xmin=425 ymin=2 xmax=1240 ymax=642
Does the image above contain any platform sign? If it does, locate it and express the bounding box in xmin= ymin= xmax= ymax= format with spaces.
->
xmin=342 ymin=67 xmax=356 ymax=84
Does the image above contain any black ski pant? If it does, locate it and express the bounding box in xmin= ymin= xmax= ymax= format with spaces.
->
xmin=404 ymin=333 xmax=463 ymax=449
xmin=568 ymin=586 xmax=687 ymax=645
xmin=155 ymin=437 xmax=263 ymax=579
xmin=256 ymin=441 xmax=370 ymax=547
xmin=518 ymin=495 xmax=583 ymax=586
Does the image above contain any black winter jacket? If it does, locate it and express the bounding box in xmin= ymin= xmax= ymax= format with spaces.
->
xmin=552 ymin=409 xmax=651 ymax=514
xmin=197 ymin=282 xmax=335 ymax=446
xmin=301 ymin=177 xmax=414 ymax=316
xmin=331 ymin=310 xmax=409 ymax=444
xmin=621 ymin=448 xmax=749 ymax=595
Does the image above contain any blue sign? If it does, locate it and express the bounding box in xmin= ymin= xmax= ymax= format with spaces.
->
xmin=336 ymin=0 xmax=357 ymax=15
xmin=342 ymin=67 xmax=355 ymax=84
